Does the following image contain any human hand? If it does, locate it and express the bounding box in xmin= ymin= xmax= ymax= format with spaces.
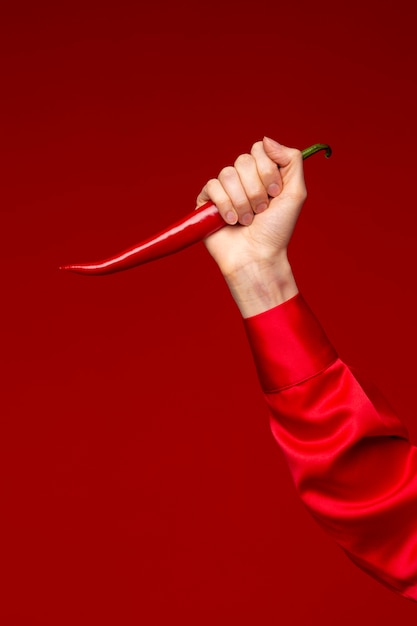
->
xmin=196 ymin=137 xmax=306 ymax=316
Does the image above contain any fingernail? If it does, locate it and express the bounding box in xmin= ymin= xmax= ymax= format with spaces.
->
xmin=267 ymin=183 xmax=280 ymax=197
xmin=256 ymin=202 xmax=267 ymax=214
xmin=241 ymin=212 xmax=253 ymax=226
xmin=226 ymin=210 xmax=238 ymax=224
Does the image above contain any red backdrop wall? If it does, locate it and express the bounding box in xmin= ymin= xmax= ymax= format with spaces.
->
xmin=1 ymin=2 xmax=417 ymax=624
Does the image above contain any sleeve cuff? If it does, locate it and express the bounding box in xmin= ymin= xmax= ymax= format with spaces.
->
xmin=243 ymin=293 xmax=338 ymax=392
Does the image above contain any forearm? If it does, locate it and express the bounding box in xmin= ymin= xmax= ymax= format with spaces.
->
xmin=224 ymin=255 xmax=298 ymax=318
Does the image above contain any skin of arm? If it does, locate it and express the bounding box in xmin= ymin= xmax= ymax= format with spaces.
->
xmin=198 ymin=136 xmax=305 ymax=316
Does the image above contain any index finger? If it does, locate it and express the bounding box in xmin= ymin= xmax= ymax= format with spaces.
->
xmin=250 ymin=140 xmax=283 ymax=198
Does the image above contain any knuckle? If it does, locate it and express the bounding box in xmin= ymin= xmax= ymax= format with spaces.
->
xmin=250 ymin=141 xmax=263 ymax=155
xmin=234 ymin=153 xmax=253 ymax=168
xmin=218 ymin=165 xmax=236 ymax=180
xmin=206 ymin=178 xmax=219 ymax=192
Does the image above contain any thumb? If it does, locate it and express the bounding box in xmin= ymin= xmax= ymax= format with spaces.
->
xmin=262 ymin=136 xmax=306 ymax=192
xmin=262 ymin=136 xmax=301 ymax=166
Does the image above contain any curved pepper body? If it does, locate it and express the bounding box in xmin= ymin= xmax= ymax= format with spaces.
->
xmin=60 ymin=201 xmax=223 ymax=275
xmin=61 ymin=143 xmax=331 ymax=276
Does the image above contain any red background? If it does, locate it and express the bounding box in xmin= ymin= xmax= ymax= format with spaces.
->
xmin=1 ymin=1 xmax=417 ymax=624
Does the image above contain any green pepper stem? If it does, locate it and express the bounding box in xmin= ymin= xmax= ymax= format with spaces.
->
xmin=301 ymin=143 xmax=332 ymax=160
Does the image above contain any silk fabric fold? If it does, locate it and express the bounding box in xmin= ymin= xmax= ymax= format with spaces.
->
xmin=244 ymin=293 xmax=417 ymax=601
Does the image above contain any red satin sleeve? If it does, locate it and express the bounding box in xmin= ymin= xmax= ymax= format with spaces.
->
xmin=244 ymin=293 xmax=417 ymax=601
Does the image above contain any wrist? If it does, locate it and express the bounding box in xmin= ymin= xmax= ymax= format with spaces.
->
xmin=224 ymin=255 xmax=298 ymax=318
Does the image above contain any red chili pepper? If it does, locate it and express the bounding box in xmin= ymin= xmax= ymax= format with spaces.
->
xmin=60 ymin=143 xmax=331 ymax=275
